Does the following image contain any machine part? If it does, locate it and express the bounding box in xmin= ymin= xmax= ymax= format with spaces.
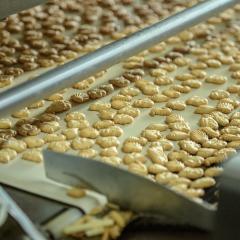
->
xmin=0 ymin=186 xmax=46 ymax=240
xmin=0 ymin=197 xmax=8 ymax=227
xmin=0 ymin=185 xmax=73 ymax=240
xmin=0 ymin=186 xmax=213 ymax=240
xmin=44 ymin=150 xmax=215 ymax=231
xmin=0 ymin=0 xmax=238 ymax=116
xmin=0 ymin=0 xmax=46 ymax=20
xmin=214 ymin=152 xmax=240 ymax=240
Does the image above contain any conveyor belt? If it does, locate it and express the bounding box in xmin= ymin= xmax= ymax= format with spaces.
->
xmin=0 ymin=0 xmax=237 ymax=116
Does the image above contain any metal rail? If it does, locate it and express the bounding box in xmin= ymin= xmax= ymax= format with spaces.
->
xmin=0 ymin=0 xmax=238 ymax=116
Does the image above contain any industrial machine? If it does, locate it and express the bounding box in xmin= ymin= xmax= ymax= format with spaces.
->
xmin=0 ymin=0 xmax=240 ymax=239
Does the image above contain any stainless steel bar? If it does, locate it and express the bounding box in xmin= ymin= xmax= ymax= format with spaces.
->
xmin=0 ymin=0 xmax=238 ymax=116
xmin=0 ymin=0 xmax=46 ymax=19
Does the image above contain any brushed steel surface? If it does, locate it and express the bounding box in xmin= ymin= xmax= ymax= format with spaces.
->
xmin=44 ymin=150 xmax=216 ymax=231
xmin=0 ymin=0 xmax=238 ymax=116
xmin=0 ymin=0 xmax=46 ymax=19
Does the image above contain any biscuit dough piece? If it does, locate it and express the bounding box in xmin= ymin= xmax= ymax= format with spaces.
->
xmin=178 ymin=140 xmax=200 ymax=154
xmin=186 ymin=96 xmax=208 ymax=106
xmin=0 ymin=119 xmax=12 ymax=129
xmin=147 ymin=146 xmax=168 ymax=164
xmin=166 ymin=131 xmax=189 ymax=141
xmin=79 ymin=128 xmax=99 ymax=139
xmin=65 ymin=112 xmax=86 ymax=121
xmin=191 ymin=177 xmax=216 ymax=188
xmin=113 ymin=114 xmax=134 ymax=125
xmin=79 ymin=149 xmax=97 ymax=158
xmin=2 ymin=139 xmax=27 ymax=153
xmin=48 ymin=141 xmax=70 ymax=152
xmin=62 ymin=128 xmax=79 ymax=140
xmin=46 ymin=100 xmax=71 ymax=113
xmin=96 ymin=137 xmax=120 ymax=148
xmin=40 ymin=121 xmax=60 ymax=133
xmin=149 ymin=107 xmax=172 ymax=116
xmin=156 ymin=172 xmax=179 ymax=184
xmin=179 ymin=167 xmax=204 ymax=179
xmin=24 ymin=136 xmax=45 ymax=148
xmin=122 ymin=142 xmax=142 ymax=153
xmin=133 ymin=98 xmax=154 ymax=108
xmin=99 ymin=126 xmax=123 ymax=137
xmin=22 ymin=149 xmax=43 ymax=163
xmin=123 ymin=153 xmax=146 ymax=164
xmin=118 ymin=107 xmax=140 ymax=118
xmin=166 ymin=100 xmax=186 ymax=111
xmin=0 ymin=149 xmax=17 ymax=163
xmin=100 ymin=147 xmax=118 ymax=157
xmin=141 ymin=129 xmax=162 ymax=142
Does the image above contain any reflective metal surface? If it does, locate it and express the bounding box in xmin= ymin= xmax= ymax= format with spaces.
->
xmin=44 ymin=150 xmax=216 ymax=231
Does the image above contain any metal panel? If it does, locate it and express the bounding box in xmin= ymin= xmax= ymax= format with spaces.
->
xmin=44 ymin=150 xmax=215 ymax=231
